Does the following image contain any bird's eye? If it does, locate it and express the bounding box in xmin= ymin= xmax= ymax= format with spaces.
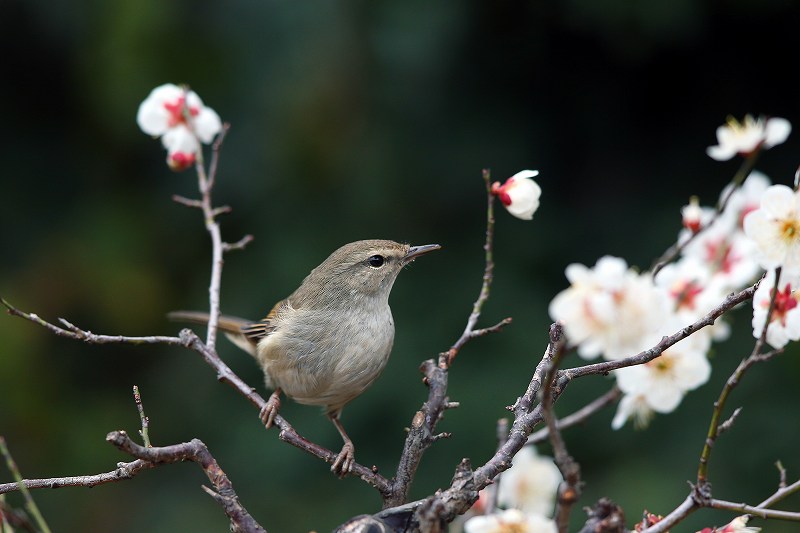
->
xmin=367 ymin=255 xmax=385 ymax=267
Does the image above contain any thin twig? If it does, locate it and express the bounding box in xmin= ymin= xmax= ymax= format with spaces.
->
xmin=697 ymin=270 xmax=780 ymax=484
xmin=106 ymin=431 xmax=265 ymax=533
xmin=560 ymin=283 xmax=758 ymax=382
xmin=192 ymin=123 xmax=227 ymax=351
xmin=0 ymin=437 xmax=52 ymax=533
xmin=485 ymin=418 xmax=510 ymax=515
xmin=1 ymin=299 xmax=184 ymax=346
xmin=223 ymin=235 xmax=255 ymax=253
xmin=445 ymin=168 xmax=506 ymax=366
xmin=0 ymin=461 xmax=154 ymax=495
xmin=133 ymin=385 xmax=151 ymax=447
xmin=527 ymin=387 xmax=621 ymax=444
xmin=651 ymin=150 xmax=760 ymax=276
xmin=386 ymin=169 xmax=508 ymax=509
xmin=708 ymin=498 xmax=800 ymax=521
xmin=539 ymin=324 xmax=580 ymax=533
xmin=759 ymin=478 xmax=800 ymax=509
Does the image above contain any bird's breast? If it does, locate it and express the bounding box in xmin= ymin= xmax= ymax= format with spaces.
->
xmin=256 ymin=304 xmax=396 ymax=413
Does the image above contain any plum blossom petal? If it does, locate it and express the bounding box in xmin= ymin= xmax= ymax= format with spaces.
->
xmin=611 ymin=393 xmax=654 ymax=430
xmin=137 ymin=84 xmax=185 ymax=136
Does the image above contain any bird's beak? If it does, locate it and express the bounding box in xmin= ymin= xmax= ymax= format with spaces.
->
xmin=403 ymin=243 xmax=441 ymax=263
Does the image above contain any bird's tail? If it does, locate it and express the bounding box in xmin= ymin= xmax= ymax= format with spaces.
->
xmin=167 ymin=311 xmax=257 ymax=356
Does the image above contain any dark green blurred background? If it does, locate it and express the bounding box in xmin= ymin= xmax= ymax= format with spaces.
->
xmin=2 ymin=1 xmax=800 ymax=531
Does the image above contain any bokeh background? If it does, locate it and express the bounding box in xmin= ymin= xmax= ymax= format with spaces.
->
xmin=3 ymin=1 xmax=800 ymax=531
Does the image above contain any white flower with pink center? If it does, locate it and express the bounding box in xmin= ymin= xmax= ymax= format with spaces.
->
xmin=654 ymin=256 xmax=730 ymax=341
xmin=707 ymin=115 xmax=790 ymax=161
xmin=491 ymin=170 xmax=542 ymax=220
xmin=751 ymin=270 xmax=800 ymax=349
xmin=137 ymin=83 xmax=222 ymax=171
xmin=548 ymin=256 xmax=671 ymax=360
xmin=743 ymin=184 xmax=800 ymax=275
xmin=682 ymin=213 xmax=760 ymax=289
xmin=497 ymin=446 xmax=561 ymax=517
xmin=612 ymin=331 xmax=711 ymax=428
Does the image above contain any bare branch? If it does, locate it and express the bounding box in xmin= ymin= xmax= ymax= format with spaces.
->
xmin=708 ymin=498 xmax=800 ymax=521
xmin=132 ymin=385 xmax=151 ymax=448
xmin=2 ymin=299 xmax=184 ymax=346
xmin=0 ymin=460 xmax=154 ymax=494
xmin=446 ymin=168 xmax=504 ymax=366
xmin=106 ymin=431 xmax=265 ymax=533
xmin=539 ymin=324 xmax=581 ymax=533
xmin=0 ymin=437 xmax=52 ymax=533
xmin=223 ymin=234 xmax=255 ymax=253
xmin=386 ymin=169 xmax=505 ymax=508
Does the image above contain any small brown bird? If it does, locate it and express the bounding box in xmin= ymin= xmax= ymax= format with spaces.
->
xmin=170 ymin=239 xmax=440 ymax=475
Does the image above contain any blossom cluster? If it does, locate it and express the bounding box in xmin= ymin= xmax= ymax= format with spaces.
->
xmin=137 ymin=83 xmax=222 ymax=171
xmin=548 ymin=114 xmax=794 ymax=429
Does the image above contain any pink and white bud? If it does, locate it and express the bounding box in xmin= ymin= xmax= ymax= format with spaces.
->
xmin=682 ymin=196 xmax=703 ymax=233
xmin=491 ymin=170 xmax=542 ymax=220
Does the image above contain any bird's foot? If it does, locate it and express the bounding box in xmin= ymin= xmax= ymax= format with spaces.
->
xmin=259 ymin=390 xmax=282 ymax=428
xmin=331 ymin=441 xmax=355 ymax=478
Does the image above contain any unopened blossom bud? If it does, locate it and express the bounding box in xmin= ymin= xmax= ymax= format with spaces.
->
xmin=167 ymin=151 xmax=196 ymax=172
xmin=491 ymin=170 xmax=542 ymax=220
xmin=682 ymin=196 xmax=703 ymax=233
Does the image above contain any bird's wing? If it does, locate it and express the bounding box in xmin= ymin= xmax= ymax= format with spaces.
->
xmin=240 ymin=298 xmax=287 ymax=344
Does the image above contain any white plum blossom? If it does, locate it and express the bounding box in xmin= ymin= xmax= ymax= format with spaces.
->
xmin=137 ymin=83 xmax=222 ymax=171
xmin=491 ymin=170 xmax=542 ymax=220
xmin=682 ymin=212 xmax=760 ymax=289
xmin=497 ymin=446 xmax=561 ymax=517
xmin=706 ymin=115 xmax=791 ymax=161
xmin=464 ymin=509 xmax=556 ymax=533
xmin=654 ymin=256 xmax=730 ymax=341
xmin=548 ymin=256 xmax=671 ymax=360
xmin=719 ymin=171 xmax=772 ymax=228
xmin=611 ymin=392 xmax=654 ymax=430
xmin=612 ymin=331 xmax=711 ymax=429
xmin=743 ymin=184 xmax=800 ymax=275
xmin=751 ymin=270 xmax=800 ymax=349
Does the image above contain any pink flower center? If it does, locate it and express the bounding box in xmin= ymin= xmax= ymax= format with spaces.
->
xmin=164 ymin=96 xmax=200 ymax=128
xmin=671 ymin=281 xmax=703 ymax=311
xmin=704 ymin=240 xmax=737 ymax=273
xmin=491 ymin=180 xmax=514 ymax=206
xmin=768 ymin=285 xmax=798 ymax=325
